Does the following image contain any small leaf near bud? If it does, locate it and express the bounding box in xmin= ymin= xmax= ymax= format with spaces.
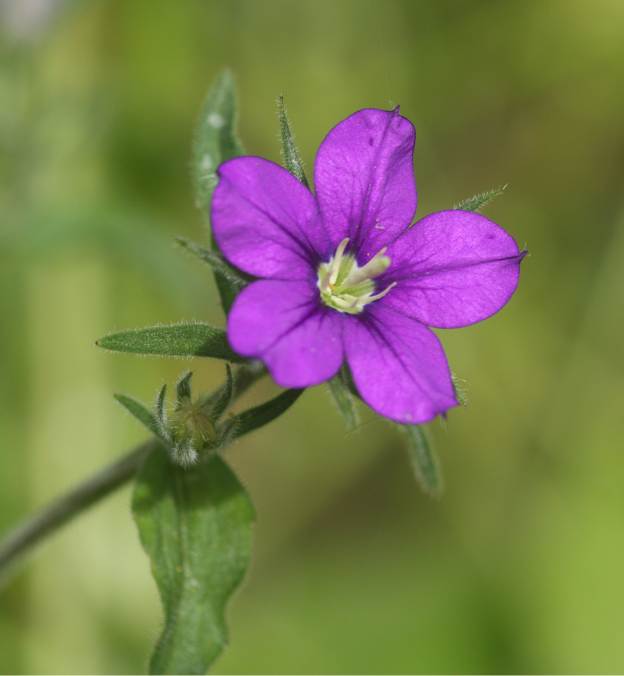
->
xmin=176 ymin=371 xmax=193 ymax=404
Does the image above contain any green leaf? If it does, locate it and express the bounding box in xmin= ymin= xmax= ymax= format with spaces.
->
xmin=207 ymin=365 xmax=234 ymax=422
xmin=96 ymin=322 xmax=244 ymax=362
xmin=155 ymin=384 xmax=167 ymax=426
xmin=114 ymin=393 xmax=164 ymax=440
xmin=401 ymin=425 xmax=443 ymax=497
xmin=133 ymin=449 xmax=254 ymax=674
xmin=176 ymin=371 xmax=193 ymax=403
xmin=327 ymin=371 xmax=359 ymax=432
xmin=193 ymin=70 xmax=244 ymax=214
xmin=222 ymin=388 xmax=303 ymax=442
xmin=453 ymin=184 xmax=508 ymax=212
xmin=276 ymin=96 xmax=309 ymax=187
xmin=192 ymin=70 xmax=245 ymax=313
xmin=176 ymin=237 xmax=248 ymax=293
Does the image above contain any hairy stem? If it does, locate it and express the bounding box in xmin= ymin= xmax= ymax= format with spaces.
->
xmin=0 ymin=362 xmax=265 ymax=581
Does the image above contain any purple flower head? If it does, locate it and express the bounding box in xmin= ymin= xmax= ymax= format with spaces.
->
xmin=212 ymin=108 xmax=525 ymax=424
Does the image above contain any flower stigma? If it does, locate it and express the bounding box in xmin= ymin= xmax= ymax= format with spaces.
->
xmin=317 ymin=237 xmax=396 ymax=314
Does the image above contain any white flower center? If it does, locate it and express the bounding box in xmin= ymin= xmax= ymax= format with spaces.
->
xmin=317 ymin=238 xmax=396 ymax=314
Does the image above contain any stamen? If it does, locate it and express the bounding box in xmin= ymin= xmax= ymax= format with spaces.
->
xmin=344 ymin=247 xmax=390 ymax=286
xmin=367 ymin=281 xmax=396 ymax=302
xmin=318 ymin=241 xmax=396 ymax=314
xmin=329 ymin=237 xmax=350 ymax=286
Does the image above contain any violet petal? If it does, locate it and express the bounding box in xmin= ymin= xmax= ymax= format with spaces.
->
xmin=314 ymin=108 xmax=417 ymax=262
xmin=344 ymin=304 xmax=457 ymax=424
xmin=382 ymin=210 xmax=524 ymax=328
xmin=212 ymin=156 xmax=330 ymax=280
xmin=227 ymin=279 xmax=343 ymax=387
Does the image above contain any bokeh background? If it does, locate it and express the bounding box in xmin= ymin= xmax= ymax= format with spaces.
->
xmin=1 ymin=0 xmax=624 ymax=673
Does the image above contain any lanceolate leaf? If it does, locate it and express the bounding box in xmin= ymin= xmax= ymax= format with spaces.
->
xmin=224 ymin=388 xmax=303 ymax=441
xmin=327 ymin=372 xmax=359 ymax=432
xmin=176 ymin=371 xmax=193 ymax=403
xmin=401 ymin=425 xmax=443 ymax=498
xmin=454 ymin=184 xmax=508 ymax=212
xmin=193 ymin=70 xmax=244 ymax=214
xmin=192 ymin=70 xmax=245 ymax=313
xmin=114 ymin=393 xmax=165 ymax=441
xmin=208 ymin=365 xmax=234 ymax=422
xmin=96 ymin=322 xmax=244 ymax=362
xmin=276 ymin=96 xmax=309 ymax=187
xmin=133 ymin=450 xmax=254 ymax=675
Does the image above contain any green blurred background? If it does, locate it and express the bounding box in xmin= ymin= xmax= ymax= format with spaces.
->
xmin=1 ymin=0 xmax=624 ymax=673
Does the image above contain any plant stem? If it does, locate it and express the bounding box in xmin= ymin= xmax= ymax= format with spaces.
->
xmin=0 ymin=440 xmax=156 ymax=578
xmin=0 ymin=362 xmax=266 ymax=581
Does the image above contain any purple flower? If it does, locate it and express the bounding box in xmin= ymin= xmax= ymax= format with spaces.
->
xmin=212 ymin=108 xmax=524 ymax=424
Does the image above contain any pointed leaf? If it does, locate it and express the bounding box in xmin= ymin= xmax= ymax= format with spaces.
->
xmin=176 ymin=371 xmax=193 ymax=403
xmin=155 ymin=384 xmax=167 ymax=426
xmin=96 ymin=322 xmax=244 ymax=362
xmin=114 ymin=394 xmax=164 ymax=440
xmin=221 ymin=388 xmax=303 ymax=442
xmin=401 ymin=425 xmax=443 ymax=497
xmin=133 ymin=450 xmax=254 ymax=674
xmin=192 ymin=70 xmax=245 ymax=313
xmin=207 ymin=365 xmax=234 ymax=422
xmin=193 ymin=70 xmax=245 ymax=214
xmin=176 ymin=237 xmax=249 ymax=293
xmin=327 ymin=372 xmax=359 ymax=432
xmin=276 ymin=96 xmax=309 ymax=187
xmin=454 ymin=184 xmax=508 ymax=212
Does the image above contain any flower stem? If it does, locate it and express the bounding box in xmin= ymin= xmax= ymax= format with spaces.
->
xmin=0 ymin=361 xmax=266 ymax=582
xmin=0 ymin=440 xmax=156 ymax=578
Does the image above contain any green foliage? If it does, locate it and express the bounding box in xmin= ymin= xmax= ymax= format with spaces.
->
xmin=192 ymin=70 xmax=245 ymax=313
xmin=220 ymin=388 xmax=303 ymax=442
xmin=208 ymin=365 xmax=234 ymax=422
xmin=276 ymin=96 xmax=309 ymax=187
xmin=327 ymin=370 xmax=359 ymax=432
xmin=454 ymin=184 xmax=508 ymax=212
xmin=401 ymin=425 xmax=443 ymax=497
xmin=155 ymin=385 xmax=167 ymax=426
xmin=114 ymin=393 xmax=167 ymax=442
xmin=193 ymin=70 xmax=244 ymax=215
xmin=96 ymin=322 xmax=244 ymax=362
xmin=132 ymin=449 xmax=254 ymax=675
xmin=176 ymin=371 xmax=193 ymax=403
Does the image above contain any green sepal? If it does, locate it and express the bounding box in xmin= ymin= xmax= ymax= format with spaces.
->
xmin=155 ymin=384 xmax=167 ymax=427
xmin=207 ymin=364 xmax=234 ymax=422
xmin=176 ymin=237 xmax=249 ymax=293
xmin=132 ymin=449 xmax=254 ymax=675
xmin=454 ymin=184 xmax=508 ymax=212
xmin=220 ymin=388 xmax=303 ymax=443
xmin=453 ymin=183 xmax=509 ymax=211
xmin=276 ymin=95 xmax=309 ymax=187
xmin=327 ymin=368 xmax=359 ymax=432
xmin=451 ymin=372 xmax=468 ymax=406
xmin=114 ymin=393 xmax=167 ymax=442
xmin=399 ymin=424 xmax=443 ymax=498
xmin=176 ymin=371 xmax=193 ymax=404
xmin=96 ymin=322 xmax=244 ymax=362
xmin=192 ymin=70 xmax=245 ymax=314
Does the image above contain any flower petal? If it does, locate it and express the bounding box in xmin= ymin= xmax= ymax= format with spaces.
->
xmin=344 ymin=304 xmax=457 ymax=424
xmin=227 ymin=279 xmax=343 ymax=387
xmin=314 ymin=108 xmax=417 ymax=261
xmin=382 ymin=210 xmax=525 ymax=328
xmin=212 ymin=156 xmax=330 ymax=280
